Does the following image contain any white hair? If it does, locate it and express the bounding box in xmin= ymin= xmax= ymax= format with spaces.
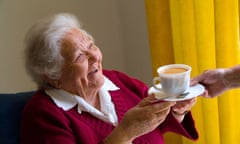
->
xmin=24 ymin=13 xmax=93 ymax=89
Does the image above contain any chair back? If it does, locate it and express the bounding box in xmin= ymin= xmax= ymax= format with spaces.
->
xmin=0 ymin=91 xmax=34 ymax=144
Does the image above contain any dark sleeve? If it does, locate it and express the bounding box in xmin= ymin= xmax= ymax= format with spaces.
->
xmin=159 ymin=112 xmax=198 ymax=140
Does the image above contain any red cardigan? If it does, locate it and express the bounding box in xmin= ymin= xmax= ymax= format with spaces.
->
xmin=20 ymin=70 xmax=198 ymax=144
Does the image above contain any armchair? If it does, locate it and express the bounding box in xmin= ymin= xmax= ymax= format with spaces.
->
xmin=0 ymin=91 xmax=34 ymax=144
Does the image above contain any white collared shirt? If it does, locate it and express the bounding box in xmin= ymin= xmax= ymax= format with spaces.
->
xmin=45 ymin=76 xmax=120 ymax=126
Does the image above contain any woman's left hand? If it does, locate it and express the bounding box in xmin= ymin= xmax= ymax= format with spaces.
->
xmin=171 ymin=97 xmax=197 ymax=122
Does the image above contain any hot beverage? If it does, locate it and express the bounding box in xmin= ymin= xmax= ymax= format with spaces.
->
xmin=163 ymin=68 xmax=187 ymax=74
xmin=152 ymin=64 xmax=191 ymax=96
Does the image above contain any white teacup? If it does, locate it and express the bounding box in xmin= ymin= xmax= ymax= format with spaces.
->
xmin=152 ymin=64 xmax=191 ymax=96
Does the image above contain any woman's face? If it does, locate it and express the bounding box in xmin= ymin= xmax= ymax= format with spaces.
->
xmin=57 ymin=28 xmax=104 ymax=97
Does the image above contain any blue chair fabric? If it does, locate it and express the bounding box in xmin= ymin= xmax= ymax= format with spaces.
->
xmin=0 ymin=91 xmax=34 ymax=144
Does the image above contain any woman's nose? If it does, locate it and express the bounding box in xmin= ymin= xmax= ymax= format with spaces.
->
xmin=87 ymin=50 xmax=98 ymax=62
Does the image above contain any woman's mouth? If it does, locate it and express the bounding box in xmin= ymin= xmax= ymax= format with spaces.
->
xmin=88 ymin=69 xmax=98 ymax=76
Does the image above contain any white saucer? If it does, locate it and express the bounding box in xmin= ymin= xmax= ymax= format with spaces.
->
xmin=148 ymin=84 xmax=205 ymax=101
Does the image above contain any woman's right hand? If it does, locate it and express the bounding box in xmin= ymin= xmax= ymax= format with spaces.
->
xmin=104 ymin=94 xmax=175 ymax=144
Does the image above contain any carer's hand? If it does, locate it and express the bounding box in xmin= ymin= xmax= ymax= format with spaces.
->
xmin=191 ymin=69 xmax=228 ymax=98
xmin=104 ymin=94 xmax=175 ymax=144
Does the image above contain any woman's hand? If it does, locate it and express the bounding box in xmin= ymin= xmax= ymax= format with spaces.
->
xmin=171 ymin=97 xmax=197 ymax=123
xmin=104 ymin=94 xmax=175 ymax=144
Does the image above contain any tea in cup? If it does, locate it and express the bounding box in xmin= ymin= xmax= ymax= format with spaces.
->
xmin=152 ymin=64 xmax=191 ymax=96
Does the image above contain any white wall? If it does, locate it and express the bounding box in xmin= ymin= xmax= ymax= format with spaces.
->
xmin=117 ymin=1 xmax=152 ymax=85
xmin=0 ymin=0 xmax=152 ymax=93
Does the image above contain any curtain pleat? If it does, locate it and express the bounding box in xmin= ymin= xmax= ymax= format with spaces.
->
xmin=215 ymin=0 xmax=240 ymax=143
xmin=193 ymin=0 xmax=220 ymax=144
xmin=145 ymin=0 xmax=240 ymax=144
xmin=169 ymin=0 xmax=204 ymax=143
xmin=145 ymin=0 xmax=174 ymax=77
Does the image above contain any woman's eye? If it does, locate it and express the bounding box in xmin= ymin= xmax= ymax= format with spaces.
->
xmin=75 ymin=53 xmax=83 ymax=61
xmin=88 ymin=43 xmax=93 ymax=49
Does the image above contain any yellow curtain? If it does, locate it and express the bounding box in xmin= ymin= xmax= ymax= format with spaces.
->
xmin=145 ymin=0 xmax=240 ymax=144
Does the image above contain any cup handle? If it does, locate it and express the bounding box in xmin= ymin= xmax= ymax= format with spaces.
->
xmin=152 ymin=77 xmax=162 ymax=91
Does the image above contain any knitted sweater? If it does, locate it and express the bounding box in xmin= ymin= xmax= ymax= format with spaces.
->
xmin=20 ymin=70 xmax=198 ymax=144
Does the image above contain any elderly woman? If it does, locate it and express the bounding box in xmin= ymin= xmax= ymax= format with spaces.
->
xmin=20 ymin=13 xmax=198 ymax=144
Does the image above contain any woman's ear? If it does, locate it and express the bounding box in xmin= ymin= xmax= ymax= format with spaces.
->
xmin=42 ymin=75 xmax=62 ymax=88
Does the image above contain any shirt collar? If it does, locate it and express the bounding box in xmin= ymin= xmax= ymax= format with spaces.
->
xmin=45 ymin=76 xmax=120 ymax=125
xmin=45 ymin=76 xmax=119 ymax=111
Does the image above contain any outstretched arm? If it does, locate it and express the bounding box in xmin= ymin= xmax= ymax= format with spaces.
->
xmin=191 ymin=65 xmax=240 ymax=98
